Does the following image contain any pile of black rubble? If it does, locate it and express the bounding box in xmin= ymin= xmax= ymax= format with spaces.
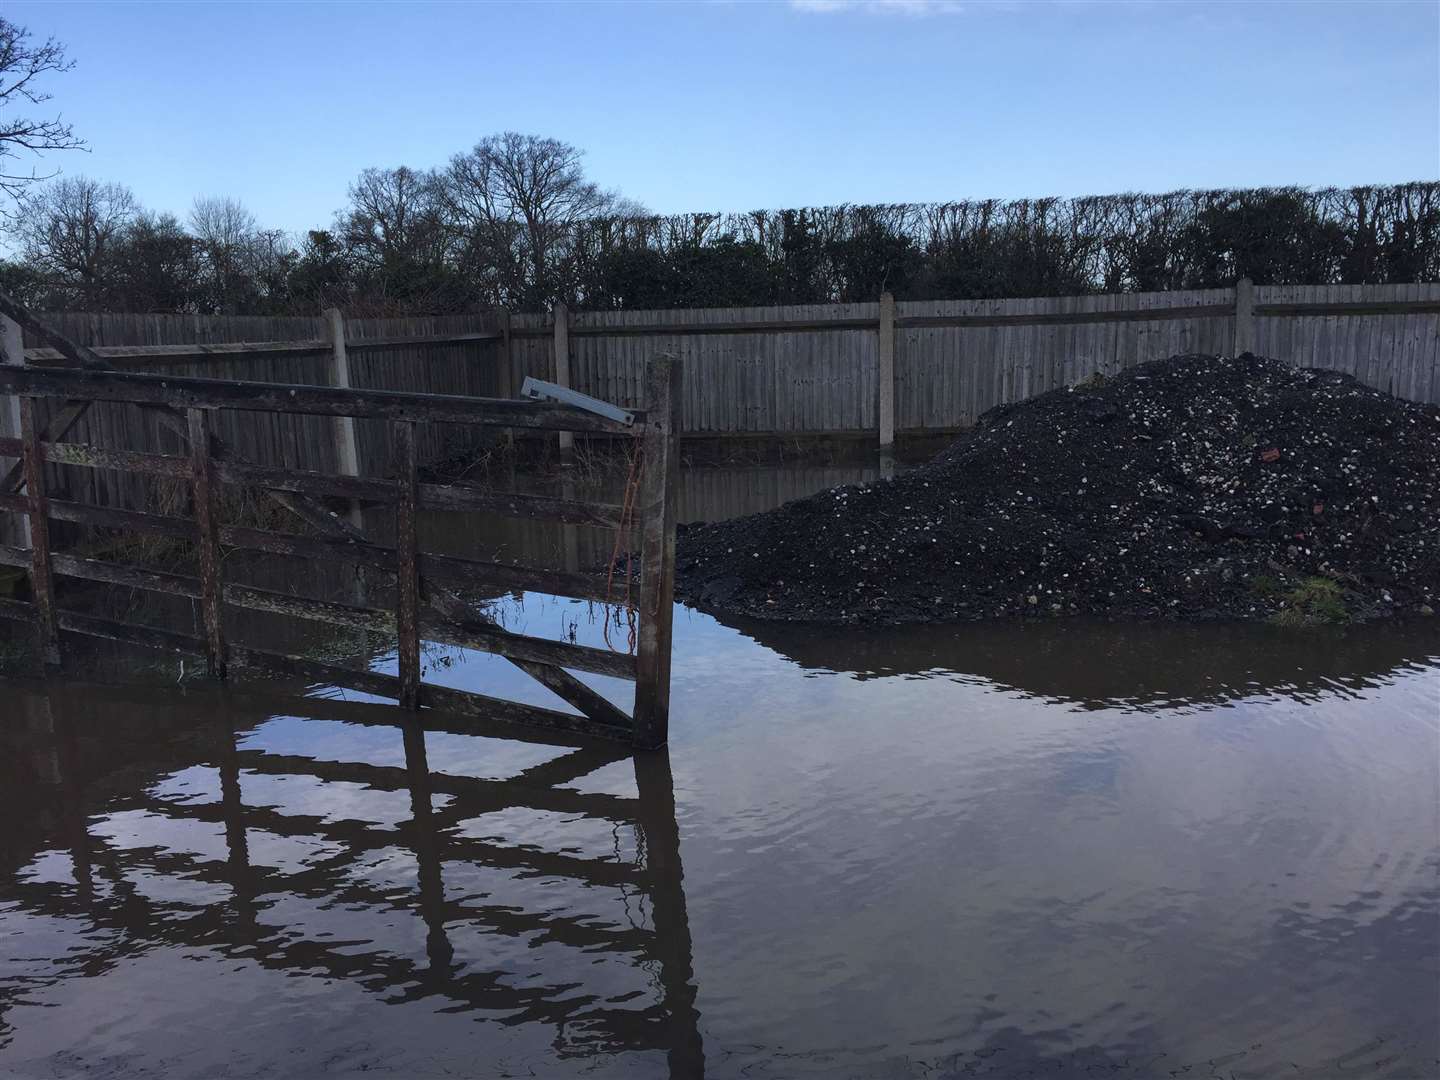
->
xmin=675 ymin=354 xmax=1440 ymax=625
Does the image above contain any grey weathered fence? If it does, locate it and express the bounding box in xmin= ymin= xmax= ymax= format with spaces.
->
xmin=0 ymin=311 xmax=507 ymax=514
xmin=506 ymin=282 xmax=1439 ymax=445
xmin=2 ymin=282 xmax=1435 ymax=508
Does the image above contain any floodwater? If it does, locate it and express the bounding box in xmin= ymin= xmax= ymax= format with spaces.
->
xmin=1 ymin=462 xmax=1438 ymax=1079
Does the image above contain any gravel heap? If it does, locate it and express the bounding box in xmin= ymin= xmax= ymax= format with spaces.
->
xmin=675 ymin=354 xmax=1440 ymax=625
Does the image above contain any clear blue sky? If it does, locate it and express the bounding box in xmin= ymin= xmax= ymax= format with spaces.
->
xmin=7 ymin=0 xmax=1438 ymax=234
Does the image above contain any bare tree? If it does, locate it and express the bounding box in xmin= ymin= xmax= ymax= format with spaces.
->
xmin=440 ymin=133 xmax=636 ymax=306
xmin=190 ymin=195 xmax=256 ymax=312
xmin=340 ymin=166 xmax=460 ymax=310
xmin=13 ymin=176 xmax=136 ymax=294
xmin=0 ymin=17 xmax=85 ymax=209
xmin=343 ymin=166 xmax=450 ymax=268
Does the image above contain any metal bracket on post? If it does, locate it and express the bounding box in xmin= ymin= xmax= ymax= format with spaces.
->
xmin=519 ymin=377 xmax=636 ymax=427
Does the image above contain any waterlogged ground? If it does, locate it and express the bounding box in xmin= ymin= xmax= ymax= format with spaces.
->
xmin=0 ymin=463 xmax=1437 ymax=1079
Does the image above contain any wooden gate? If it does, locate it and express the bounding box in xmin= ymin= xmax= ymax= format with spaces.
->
xmin=0 ymin=298 xmax=680 ymax=748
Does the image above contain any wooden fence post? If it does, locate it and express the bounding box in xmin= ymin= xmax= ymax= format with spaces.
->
xmin=1234 ymin=278 xmax=1255 ymax=355
xmin=633 ymin=354 xmax=681 ymax=749
xmin=0 ymin=314 xmax=30 ymax=549
xmin=323 ymin=309 xmax=364 ymax=524
xmin=878 ymin=291 xmax=896 ymax=455
xmin=392 ymin=420 xmax=422 ymax=710
xmin=19 ymin=397 xmax=58 ymax=665
xmin=187 ymin=408 xmax=227 ymax=678
xmin=553 ymin=301 xmax=573 ymax=456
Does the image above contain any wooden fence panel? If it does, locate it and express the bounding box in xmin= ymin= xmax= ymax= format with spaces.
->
xmin=18 ymin=312 xmax=505 ymax=509
xmin=11 ymin=280 xmax=1435 ymax=520
xmin=562 ymin=302 xmax=880 ymax=435
xmin=1252 ymin=283 xmax=1440 ymax=405
xmin=893 ymin=289 xmax=1237 ymax=430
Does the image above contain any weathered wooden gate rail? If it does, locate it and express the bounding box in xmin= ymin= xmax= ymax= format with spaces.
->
xmin=0 ymin=341 xmax=681 ymax=748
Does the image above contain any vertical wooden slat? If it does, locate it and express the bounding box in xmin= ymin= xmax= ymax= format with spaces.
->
xmin=19 ymin=397 xmax=59 ymax=665
xmin=633 ymin=354 xmax=681 ymax=749
xmin=187 ymin=408 xmax=226 ymax=678
xmin=392 ymin=419 xmax=422 ymax=710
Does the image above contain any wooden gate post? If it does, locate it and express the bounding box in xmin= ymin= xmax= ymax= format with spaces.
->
xmin=633 ymin=354 xmax=681 ymax=749
xmin=1 ymin=314 xmax=31 ymax=549
xmin=187 ymin=408 xmax=227 ymax=678
xmin=392 ymin=420 xmax=422 ymax=710
xmin=19 ymin=397 xmax=59 ymax=665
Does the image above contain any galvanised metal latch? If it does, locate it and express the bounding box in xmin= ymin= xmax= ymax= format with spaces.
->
xmin=520 ymin=377 xmax=636 ymax=427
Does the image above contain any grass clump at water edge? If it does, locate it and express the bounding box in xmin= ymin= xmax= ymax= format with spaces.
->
xmin=1261 ymin=575 xmax=1351 ymax=628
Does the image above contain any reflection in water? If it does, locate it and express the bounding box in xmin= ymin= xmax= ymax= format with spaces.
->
xmin=0 ymin=684 xmax=703 ymax=1078
xmin=2 ymin=456 xmax=1439 ymax=1078
xmin=720 ymin=613 xmax=1440 ymax=710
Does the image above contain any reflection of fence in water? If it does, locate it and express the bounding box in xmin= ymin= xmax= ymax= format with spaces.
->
xmin=437 ymin=463 xmax=888 ymax=573
xmin=2 ymin=686 xmax=704 ymax=1074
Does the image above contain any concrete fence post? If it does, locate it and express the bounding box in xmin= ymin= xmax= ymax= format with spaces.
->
xmin=496 ymin=308 xmax=515 ymax=448
xmin=1233 ymin=278 xmax=1255 ymax=356
xmin=878 ymin=291 xmax=896 ymax=459
xmin=0 ymin=314 xmax=31 ymax=547
xmin=323 ymin=308 xmax=363 ymax=526
xmin=553 ymin=301 xmax=573 ymax=456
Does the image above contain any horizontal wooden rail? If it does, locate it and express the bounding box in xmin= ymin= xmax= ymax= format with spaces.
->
xmin=0 ymin=436 xmax=190 ymax=478
xmin=1253 ymin=300 xmax=1440 ymax=317
xmin=0 ymin=599 xmax=631 ymax=740
xmin=17 ymin=298 xmax=1435 ymax=360
xmin=0 ymin=366 xmax=640 ymax=433
xmin=24 ymin=340 xmax=333 ymax=365
xmin=0 ymin=492 xmax=197 ymax=539
xmin=893 ymin=303 xmax=1236 ymax=329
xmin=30 ymin=671 xmax=615 ymax=750
xmin=0 ymin=518 xmax=634 ymax=676
xmin=431 ymin=551 xmax=615 ymax=603
xmin=512 ymin=316 xmax=881 ymax=339
xmin=430 ymin=615 xmax=636 ymax=680
xmin=0 ymin=528 xmax=617 ymax=610
xmin=511 ymin=304 xmax=1240 ymax=338
xmin=345 ymin=331 xmax=503 ymax=351
xmin=0 ymin=435 xmax=630 ymax=527
xmin=21 ymin=331 xmax=502 ymax=367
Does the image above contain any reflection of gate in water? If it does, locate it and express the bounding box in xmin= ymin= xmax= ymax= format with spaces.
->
xmin=3 ymin=685 xmax=705 ymax=1074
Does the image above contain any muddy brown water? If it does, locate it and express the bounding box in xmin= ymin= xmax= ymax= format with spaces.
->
xmin=1 ymin=463 xmax=1438 ymax=1079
